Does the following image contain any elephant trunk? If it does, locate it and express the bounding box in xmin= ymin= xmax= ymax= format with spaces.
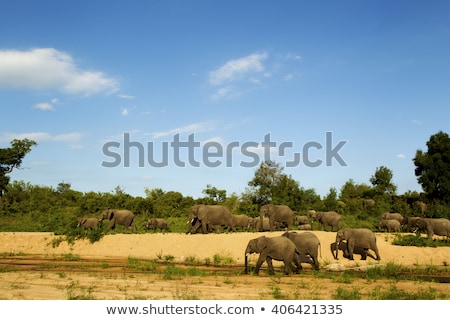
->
xmin=334 ymin=241 xmax=339 ymax=260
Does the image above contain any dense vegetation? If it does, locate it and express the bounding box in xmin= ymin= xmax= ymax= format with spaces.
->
xmin=0 ymin=131 xmax=449 ymax=238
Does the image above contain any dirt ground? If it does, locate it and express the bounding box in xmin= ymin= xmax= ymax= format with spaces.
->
xmin=0 ymin=231 xmax=449 ymax=300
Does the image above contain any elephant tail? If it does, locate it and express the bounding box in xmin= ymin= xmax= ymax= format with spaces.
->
xmin=319 ymin=242 xmax=322 ymax=258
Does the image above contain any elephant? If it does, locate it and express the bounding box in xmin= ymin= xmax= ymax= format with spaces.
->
xmin=253 ymin=217 xmax=284 ymax=231
xmin=362 ymin=199 xmax=375 ymax=209
xmin=306 ymin=209 xmax=316 ymax=220
xmin=330 ymin=241 xmax=377 ymax=260
xmin=77 ymin=217 xmax=101 ymax=230
xmin=401 ymin=216 xmax=422 ymax=232
xmin=380 ymin=212 xmax=404 ymax=224
xmin=187 ymin=204 xmax=235 ymax=234
xmin=232 ymin=214 xmax=251 ymax=230
xmin=378 ymin=219 xmax=401 ymax=232
xmin=415 ymin=218 xmax=450 ymax=239
xmin=294 ymin=215 xmax=309 ymax=226
xmin=100 ymin=209 xmax=136 ymax=232
xmin=244 ymin=235 xmax=302 ymax=275
xmin=281 ymin=231 xmax=321 ymax=270
xmin=311 ymin=211 xmax=342 ymax=232
xmin=335 ymin=228 xmax=380 ymax=260
xmin=259 ymin=204 xmax=294 ymax=231
xmin=413 ymin=201 xmax=427 ymax=217
xmin=297 ymin=223 xmax=312 ymax=230
xmin=142 ymin=218 xmax=169 ymax=231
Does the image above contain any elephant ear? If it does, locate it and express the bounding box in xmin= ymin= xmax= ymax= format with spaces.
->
xmin=108 ymin=210 xmax=115 ymax=220
xmin=197 ymin=206 xmax=207 ymax=220
xmin=256 ymin=236 xmax=268 ymax=252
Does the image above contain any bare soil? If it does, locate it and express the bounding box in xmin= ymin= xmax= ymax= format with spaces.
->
xmin=0 ymin=231 xmax=449 ymax=300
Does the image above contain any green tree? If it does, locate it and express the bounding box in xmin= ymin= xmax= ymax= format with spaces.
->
xmin=202 ymin=184 xmax=226 ymax=203
xmin=246 ymin=161 xmax=284 ymax=204
xmin=370 ymin=166 xmax=397 ymax=196
xmin=0 ymin=139 xmax=37 ymax=207
xmin=413 ymin=131 xmax=450 ymax=204
xmin=323 ymin=187 xmax=338 ymax=211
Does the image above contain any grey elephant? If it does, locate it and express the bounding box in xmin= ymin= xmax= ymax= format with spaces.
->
xmin=244 ymin=235 xmax=301 ymax=275
xmin=335 ymin=228 xmax=380 ymax=260
xmin=362 ymin=199 xmax=375 ymax=209
xmin=187 ymin=204 xmax=236 ymax=234
xmin=255 ymin=217 xmax=284 ymax=231
xmin=281 ymin=231 xmax=321 ymax=270
xmin=306 ymin=209 xmax=316 ymax=220
xmin=311 ymin=211 xmax=342 ymax=232
xmin=259 ymin=204 xmax=294 ymax=231
xmin=77 ymin=217 xmax=101 ymax=230
xmin=330 ymin=241 xmax=377 ymax=260
xmin=415 ymin=218 xmax=450 ymax=239
xmin=380 ymin=212 xmax=404 ymax=224
xmin=413 ymin=201 xmax=427 ymax=217
xmin=232 ymin=214 xmax=251 ymax=230
xmin=297 ymin=224 xmax=312 ymax=230
xmin=143 ymin=218 xmax=168 ymax=231
xmin=100 ymin=209 xmax=136 ymax=232
xmin=378 ymin=219 xmax=401 ymax=232
xmin=401 ymin=216 xmax=422 ymax=232
xmin=294 ymin=215 xmax=309 ymax=226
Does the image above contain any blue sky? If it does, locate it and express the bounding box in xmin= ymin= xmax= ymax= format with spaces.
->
xmin=1 ymin=0 xmax=449 ymax=199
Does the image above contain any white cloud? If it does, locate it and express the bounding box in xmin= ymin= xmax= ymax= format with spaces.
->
xmin=33 ymin=102 xmax=54 ymax=111
xmin=210 ymin=86 xmax=233 ymax=100
xmin=151 ymin=122 xmax=215 ymax=139
xmin=0 ymin=48 xmax=118 ymax=95
xmin=411 ymin=119 xmax=422 ymax=125
xmin=397 ymin=153 xmax=406 ymax=159
xmin=117 ymin=94 xmax=136 ymax=99
xmin=209 ymin=52 xmax=268 ymax=85
xmin=121 ymin=108 xmax=129 ymax=116
xmin=33 ymin=97 xmax=59 ymax=111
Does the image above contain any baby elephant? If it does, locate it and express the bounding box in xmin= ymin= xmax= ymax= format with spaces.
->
xmin=330 ymin=241 xmax=377 ymax=260
xmin=142 ymin=218 xmax=169 ymax=231
xmin=245 ymin=235 xmax=301 ymax=275
xmin=77 ymin=217 xmax=101 ymax=230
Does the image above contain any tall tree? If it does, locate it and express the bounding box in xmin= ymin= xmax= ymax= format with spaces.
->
xmin=246 ymin=161 xmax=284 ymax=204
xmin=413 ymin=131 xmax=450 ymax=203
xmin=370 ymin=166 xmax=397 ymax=195
xmin=202 ymin=184 xmax=226 ymax=203
xmin=0 ymin=139 xmax=37 ymax=207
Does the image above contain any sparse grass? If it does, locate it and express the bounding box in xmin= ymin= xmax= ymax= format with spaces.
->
xmin=368 ymin=284 xmax=447 ymax=300
xmin=333 ymin=286 xmax=362 ymax=299
xmin=393 ymin=234 xmax=450 ymax=247
xmin=64 ymin=281 xmax=96 ymax=300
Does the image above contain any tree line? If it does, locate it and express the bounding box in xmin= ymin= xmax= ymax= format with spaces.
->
xmin=0 ymin=131 xmax=449 ymax=233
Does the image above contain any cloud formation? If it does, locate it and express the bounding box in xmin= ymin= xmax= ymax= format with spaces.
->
xmin=0 ymin=48 xmax=118 ymax=95
xmin=151 ymin=122 xmax=215 ymax=139
xmin=209 ymin=52 xmax=268 ymax=85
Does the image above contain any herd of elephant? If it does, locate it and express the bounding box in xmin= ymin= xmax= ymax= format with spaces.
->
xmin=77 ymin=209 xmax=169 ymax=233
xmin=76 ymin=204 xmax=450 ymax=276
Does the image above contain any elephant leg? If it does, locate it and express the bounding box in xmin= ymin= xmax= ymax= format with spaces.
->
xmin=366 ymin=251 xmax=377 ymax=260
xmin=347 ymin=242 xmax=355 ymax=260
xmin=292 ymin=254 xmax=302 ymax=273
xmin=107 ymin=221 xmax=115 ymax=231
xmin=372 ymin=248 xmax=381 ymax=260
xmin=265 ymin=257 xmax=275 ymax=275
xmin=360 ymin=250 xmax=367 ymax=260
xmin=255 ymin=254 xmax=267 ymax=275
